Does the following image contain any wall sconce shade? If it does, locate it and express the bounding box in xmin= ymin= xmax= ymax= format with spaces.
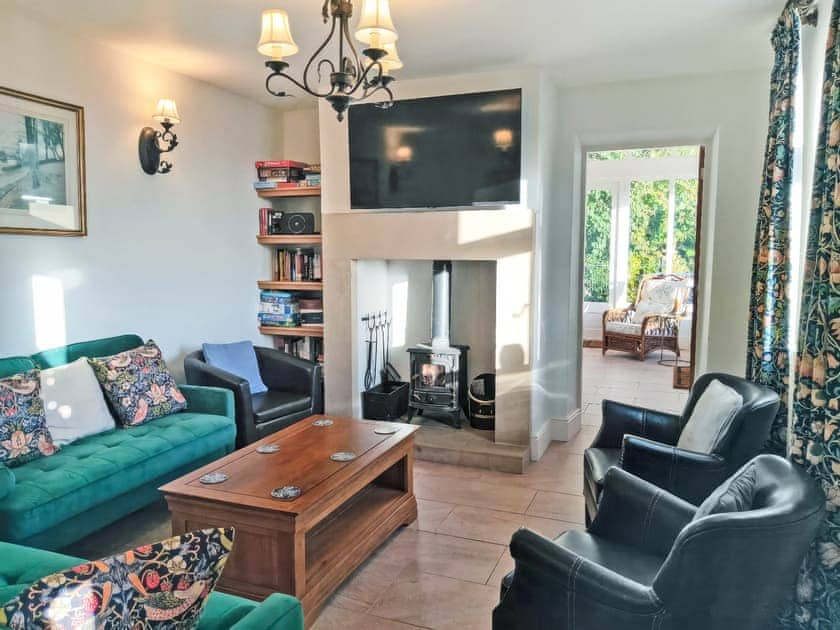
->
xmin=258 ymin=9 xmax=299 ymax=60
xmin=355 ymin=0 xmax=398 ymax=47
xmin=139 ymin=99 xmax=180 ymax=175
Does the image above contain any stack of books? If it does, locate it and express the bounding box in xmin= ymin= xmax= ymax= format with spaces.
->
xmin=253 ymin=160 xmax=319 ymax=191
xmin=258 ymin=290 xmax=299 ymax=327
xmin=276 ymin=248 xmax=322 ymax=282
xmin=298 ymin=297 xmax=323 ymax=328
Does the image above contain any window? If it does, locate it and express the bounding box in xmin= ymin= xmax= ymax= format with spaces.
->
xmin=584 ymin=189 xmax=612 ymax=302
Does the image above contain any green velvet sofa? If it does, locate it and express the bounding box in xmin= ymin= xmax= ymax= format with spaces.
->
xmin=0 ymin=334 xmax=237 ymax=550
xmin=0 ymin=542 xmax=304 ymax=629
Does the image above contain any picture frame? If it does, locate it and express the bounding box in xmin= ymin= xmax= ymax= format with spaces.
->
xmin=0 ymin=86 xmax=86 ymax=236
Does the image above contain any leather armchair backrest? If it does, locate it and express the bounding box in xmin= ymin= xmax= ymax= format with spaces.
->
xmin=680 ymin=373 xmax=779 ymax=469
xmin=653 ymin=456 xmax=824 ymax=629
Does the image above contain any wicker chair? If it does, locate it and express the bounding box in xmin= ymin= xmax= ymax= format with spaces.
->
xmin=602 ymin=273 xmax=690 ymax=360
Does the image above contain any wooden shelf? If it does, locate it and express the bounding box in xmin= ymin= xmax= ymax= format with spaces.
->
xmin=257 ymin=235 xmax=323 ymax=245
xmin=257 ymin=187 xmax=321 ymax=199
xmin=258 ymin=280 xmax=323 ymax=291
xmin=260 ymin=325 xmax=324 ymax=338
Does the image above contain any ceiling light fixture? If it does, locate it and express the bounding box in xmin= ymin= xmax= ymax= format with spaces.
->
xmin=257 ymin=0 xmax=401 ymax=121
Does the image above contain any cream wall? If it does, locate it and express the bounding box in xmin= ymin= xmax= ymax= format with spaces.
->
xmin=274 ymin=107 xmax=320 ymax=164
xmin=0 ymin=6 xmax=279 ymax=377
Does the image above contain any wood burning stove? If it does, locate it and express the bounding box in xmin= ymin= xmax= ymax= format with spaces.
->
xmin=406 ymin=261 xmax=469 ymax=427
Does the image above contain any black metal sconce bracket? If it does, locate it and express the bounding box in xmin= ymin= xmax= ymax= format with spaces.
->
xmin=138 ymin=122 xmax=178 ymax=175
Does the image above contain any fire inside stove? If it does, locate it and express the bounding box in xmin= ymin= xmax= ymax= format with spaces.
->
xmin=420 ymin=363 xmax=447 ymax=388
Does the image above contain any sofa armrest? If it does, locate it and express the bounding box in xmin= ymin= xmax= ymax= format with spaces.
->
xmin=229 ymin=593 xmax=303 ymax=630
xmin=255 ymin=347 xmax=323 ymax=412
xmin=494 ymin=528 xmax=662 ymax=628
xmin=591 ymin=400 xmax=682 ymax=449
xmin=0 ymin=465 xmax=15 ymax=500
xmin=620 ymin=435 xmax=728 ymax=505
xmin=179 ymin=385 xmax=235 ymax=419
xmin=589 ymin=467 xmax=696 ymax=557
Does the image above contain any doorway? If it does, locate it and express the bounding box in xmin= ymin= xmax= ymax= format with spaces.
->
xmin=580 ymin=145 xmax=704 ymax=426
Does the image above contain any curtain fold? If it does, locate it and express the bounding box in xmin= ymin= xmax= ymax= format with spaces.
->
xmin=746 ymin=5 xmax=801 ymax=456
xmin=782 ymin=1 xmax=840 ymax=627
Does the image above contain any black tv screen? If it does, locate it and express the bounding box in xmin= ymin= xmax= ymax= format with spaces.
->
xmin=348 ymin=89 xmax=522 ymax=209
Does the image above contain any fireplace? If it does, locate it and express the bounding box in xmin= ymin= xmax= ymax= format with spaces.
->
xmin=406 ymin=261 xmax=469 ymax=428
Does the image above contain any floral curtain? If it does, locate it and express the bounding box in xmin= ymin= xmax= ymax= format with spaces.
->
xmin=746 ymin=5 xmax=801 ymax=456
xmin=781 ymin=2 xmax=840 ymax=627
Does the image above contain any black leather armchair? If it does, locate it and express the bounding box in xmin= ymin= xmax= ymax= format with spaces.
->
xmin=584 ymin=372 xmax=779 ymax=523
xmin=185 ymin=347 xmax=323 ymax=448
xmin=494 ymin=455 xmax=824 ymax=630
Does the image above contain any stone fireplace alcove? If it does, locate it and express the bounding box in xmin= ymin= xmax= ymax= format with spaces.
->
xmin=322 ymin=207 xmax=535 ymax=464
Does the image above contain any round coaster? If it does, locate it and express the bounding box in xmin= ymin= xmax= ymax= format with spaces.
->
xmin=330 ymin=451 xmax=357 ymax=462
xmin=313 ymin=418 xmax=334 ymax=427
xmin=199 ymin=472 xmax=228 ymax=485
xmin=271 ymin=485 xmax=302 ymax=500
xmin=256 ymin=444 xmax=281 ymax=454
xmin=374 ymin=425 xmax=399 ymax=435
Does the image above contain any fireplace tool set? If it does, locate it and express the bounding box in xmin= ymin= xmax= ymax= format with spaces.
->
xmin=361 ymin=311 xmax=409 ymax=422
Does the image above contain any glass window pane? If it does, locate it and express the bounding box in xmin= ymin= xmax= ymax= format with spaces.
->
xmin=584 ymin=189 xmax=612 ymax=302
xmin=628 ymin=180 xmax=669 ymax=301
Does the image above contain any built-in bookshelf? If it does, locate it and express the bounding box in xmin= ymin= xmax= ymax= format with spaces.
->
xmin=257 ymin=168 xmax=323 ymax=363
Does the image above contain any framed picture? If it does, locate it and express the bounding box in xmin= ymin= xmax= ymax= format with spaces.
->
xmin=0 ymin=87 xmax=86 ymax=236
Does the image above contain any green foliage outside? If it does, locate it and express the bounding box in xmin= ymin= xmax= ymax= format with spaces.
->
xmin=673 ymin=179 xmax=698 ymax=276
xmin=584 ymin=190 xmax=612 ymax=301
xmin=588 ymin=146 xmax=700 ymax=161
xmin=628 ymin=180 xmax=669 ymax=299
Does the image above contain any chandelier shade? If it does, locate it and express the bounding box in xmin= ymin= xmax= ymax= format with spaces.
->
xmin=257 ymin=9 xmax=299 ymax=60
xmin=355 ymin=0 xmax=398 ymax=46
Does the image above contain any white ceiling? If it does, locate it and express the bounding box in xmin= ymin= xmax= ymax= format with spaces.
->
xmin=10 ymin=0 xmax=780 ymax=108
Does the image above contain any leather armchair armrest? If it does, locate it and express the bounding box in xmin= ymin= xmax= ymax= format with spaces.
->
xmin=589 ymin=467 xmax=696 ymax=557
xmin=179 ymin=385 xmax=234 ymax=419
xmin=229 ymin=593 xmax=304 ymax=630
xmin=591 ymin=400 xmax=682 ymax=449
xmin=499 ymin=528 xmax=663 ymax=624
xmin=255 ymin=347 xmax=323 ymax=412
xmin=184 ymin=357 xmax=257 ymax=444
xmin=620 ymin=435 xmax=728 ymax=505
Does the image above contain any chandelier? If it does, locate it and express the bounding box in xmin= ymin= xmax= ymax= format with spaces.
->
xmin=257 ymin=0 xmax=403 ymax=121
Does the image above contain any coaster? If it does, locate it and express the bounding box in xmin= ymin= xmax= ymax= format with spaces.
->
xmin=271 ymin=485 xmax=302 ymax=500
xmin=199 ymin=472 xmax=228 ymax=485
xmin=330 ymin=451 xmax=357 ymax=462
xmin=374 ymin=425 xmax=399 ymax=435
xmin=313 ymin=418 xmax=334 ymax=427
xmin=256 ymin=444 xmax=281 ymax=454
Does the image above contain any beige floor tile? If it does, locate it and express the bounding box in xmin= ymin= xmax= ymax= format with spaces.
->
xmin=414 ymin=475 xmax=536 ymax=514
xmin=487 ymin=549 xmax=514 ymax=587
xmin=368 ymin=572 xmax=499 ymax=630
xmin=414 ymin=459 xmax=487 ymax=479
xmin=434 ymin=504 xmax=574 ymax=546
xmin=526 ymin=491 xmax=586 ymax=523
xmin=312 ymin=604 xmax=424 ymax=629
xmin=409 ymin=499 xmax=455 ymax=532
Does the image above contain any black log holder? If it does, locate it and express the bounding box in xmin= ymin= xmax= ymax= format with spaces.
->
xmin=362 ymin=381 xmax=410 ymax=422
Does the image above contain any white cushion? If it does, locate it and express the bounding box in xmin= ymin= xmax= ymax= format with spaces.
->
xmin=631 ymin=300 xmax=666 ymax=323
xmin=41 ymin=358 xmax=115 ymax=446
xmin=677 ymin=379 xmax=743 ymax=454
xmin=605 ymin=321 xmax=643 ymax=335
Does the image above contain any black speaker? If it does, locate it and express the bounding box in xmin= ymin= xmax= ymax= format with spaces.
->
xmin=270 ymin=212 xmax=316 ymax=235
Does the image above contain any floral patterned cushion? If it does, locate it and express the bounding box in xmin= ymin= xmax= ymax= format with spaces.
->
xmin=0 ymin=527 xmax=234 ymax=630
xmin=88 ymin=340 xmax=187 ymax=426
xmin=0 ymin=370 xmax=58 ymax=467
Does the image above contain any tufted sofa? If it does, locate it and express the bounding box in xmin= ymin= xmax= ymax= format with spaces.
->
xmin=0 ymin=335 xmax=236 ymax=550
xmin=0 ymin=542 xmax=304 ymax=629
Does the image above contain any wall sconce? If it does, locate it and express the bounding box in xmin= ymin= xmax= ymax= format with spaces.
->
xmin=138 ymin=99 xmax=180 ymax=175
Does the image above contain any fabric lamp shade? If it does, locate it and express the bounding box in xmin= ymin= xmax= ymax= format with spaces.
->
xmin=355 ymin=0 xmax=398 ymax=47
xmin=258 ymin=9 xmax=299 ymax=60
xmin=378 ymin=42 xmax=403 ymax=73
xmin=152 ymin=98 xmax=180 ymax=124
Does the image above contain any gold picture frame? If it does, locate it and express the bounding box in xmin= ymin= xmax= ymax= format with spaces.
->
xmin=0 ymin=86 xmax=86 ymax=236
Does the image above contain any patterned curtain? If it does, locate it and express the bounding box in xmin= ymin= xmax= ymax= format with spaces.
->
xmin=746 ymin=5 xmax=801 ymax=456
xmin=781 ymin=2 xmax=840 ymax=627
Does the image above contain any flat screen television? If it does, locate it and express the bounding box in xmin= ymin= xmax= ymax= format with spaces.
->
xmin=348 ymin=88 xmax=522 ymax=210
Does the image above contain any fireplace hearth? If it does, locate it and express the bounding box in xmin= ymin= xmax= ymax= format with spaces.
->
xmin=406 ymin=261 xmax=470 ymax=428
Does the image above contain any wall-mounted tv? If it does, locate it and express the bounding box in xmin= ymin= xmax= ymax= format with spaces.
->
xmin=348 ymin=88 xmax=522 ymax=210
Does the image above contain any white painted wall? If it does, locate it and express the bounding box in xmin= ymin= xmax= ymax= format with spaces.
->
xmin=0 ymin=6 xmax=279 ymax=378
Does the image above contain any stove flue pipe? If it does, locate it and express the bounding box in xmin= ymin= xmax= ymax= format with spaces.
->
xmin=431 ymin=260 xmax=452 ymax=349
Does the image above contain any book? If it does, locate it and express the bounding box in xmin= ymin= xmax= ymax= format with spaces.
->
xmin=275 ymin=248 xmax=322 ymax=282
xmin=259 ymin=207 xmax=272 ymax=236
xmin=257 ymin=166 xmax=304 ymax=182
xmin=255 ymin=160 xmax=308 ymax=169
xmin=254 ymin=181 xmax=276 ymax=190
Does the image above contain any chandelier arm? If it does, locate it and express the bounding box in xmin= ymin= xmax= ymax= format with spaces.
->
xmin=266 ymin=70 xmax=327 ymax=98
xmin=301 ymin=15 xmax=340 ymax=97
xmin=316 ymin=58 xmax=338 ymax=83
xmin=347 ymin=60 xmax=385 ymax=96
xmin=341 ymin=15 xmax=363 ymax=83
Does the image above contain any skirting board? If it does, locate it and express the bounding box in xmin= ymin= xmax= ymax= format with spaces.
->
xmin=530 ymin=409 xmax=582 ymax=461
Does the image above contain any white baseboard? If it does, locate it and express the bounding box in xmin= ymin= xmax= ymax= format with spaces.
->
xmin=530 ymin=409 xmax=582 ymax=461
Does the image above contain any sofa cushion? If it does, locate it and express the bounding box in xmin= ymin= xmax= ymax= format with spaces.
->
xmin=0 ymin=370 xmax=58 ymax=467
xmin=1 ymin=528 xmax=233 ymax=629
xmin=554 ymin=529 xmax=662 ymax=586
xmin=88 ymin=340 xmax=187 ymax=426
xmin=41 ymin=358 xmax=115 ymax=446
xmin=0 ymin=465 xmax=14 ymax=500
xmin=605 ymin=322 xmax=642 ymax=336
xmin=252 ymin=391 xmax=312 ymax=424
xmin=0 ymin=358 xmax=36 ymax=380
xmin=198 ymin=591 xmax=259 ymax=630
xmin=0 ymin=412 xmax=233 ymax=543
xmin=202 ymin=341 xmax=268 ymax=395
xmin=677 ymin=379 xmax=743 ymax=454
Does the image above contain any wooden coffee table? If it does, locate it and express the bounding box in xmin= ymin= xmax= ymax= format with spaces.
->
xmin=160 ymin=415 xmax=419 ymax=626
